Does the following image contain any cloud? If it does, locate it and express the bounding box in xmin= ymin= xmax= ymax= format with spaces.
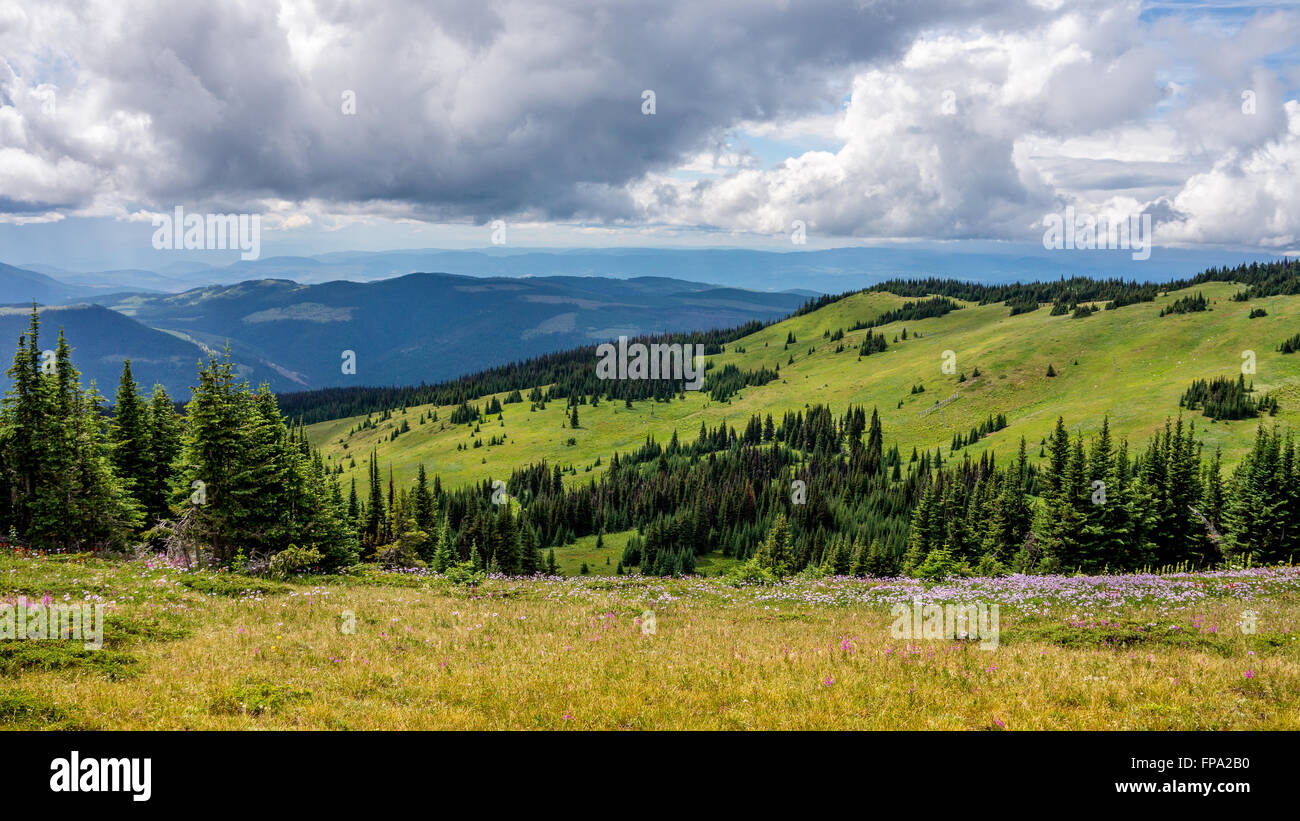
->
xmin=630 ymin=2 xmax=1300 ymax=249
xmin=1158 ymin=100 xmax=1300 ymax=248
xmin=0 ymin=0 xmax=1297 ymax=252
xmin=0 ymin=0 xmax=1011 ymax=221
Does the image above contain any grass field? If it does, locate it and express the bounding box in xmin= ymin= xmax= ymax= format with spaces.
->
xmin=549 ymin=530 xmax=740 ymax=576
xmin=3 ymin=550 xmax=1297 ymax=730
xmin=307 ymin=283 xmax=1300 ymax=495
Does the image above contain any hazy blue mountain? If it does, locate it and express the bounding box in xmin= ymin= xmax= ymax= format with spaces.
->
xmin=19 ymin=264 xmax=174 ymax=293
xmin=100 ymin=272 xmax=807 ymax=393
xmin=0 ymin=262 xmax=95 ymax=305
xmin=26 ymin=244 xmax=1277 ymax=295
xmin=0 ymin=304 xmax=237 ymax=399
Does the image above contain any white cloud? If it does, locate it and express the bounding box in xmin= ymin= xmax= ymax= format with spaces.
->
xmin=632 ymin=1 xmax=1300 ymax=249
xmin=1159 ymin=100 xmax=1300 ymax=248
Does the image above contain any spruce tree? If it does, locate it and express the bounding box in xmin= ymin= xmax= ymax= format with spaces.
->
xmin=145 ymin=384 xmax=183 ymax=523
xmin=177 ymin=349 xmax=255 ymax=563
xmin=412 ymin=463 xmax=434 ymax=532
xmin=754 ymin=514 xmax=793 ymax=577
xmin=109 ymin=360 xmax=152 ymax=518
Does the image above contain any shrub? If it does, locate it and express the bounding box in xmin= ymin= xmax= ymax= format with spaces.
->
xmin=0 ymin=692 xmax=82 ymax=730
xmin=268 ymin=544 xmax=323 ymax=581
xmin=210 ymin=682 xmax=311 ymax=716
xmin=375 ymin=541 xmax=424 ymax=570
xmin=796 ymin=562 xmax=832 ymax=580
xmin=724 ymin=557 xmax=778 ymax=587
xmin=974 ymin=553 xmax=1008 ymax=577
xmin=912 ymin=546 xmax=959 ymax=581
xmin=444 ymin=560 xmax=485 ymax=586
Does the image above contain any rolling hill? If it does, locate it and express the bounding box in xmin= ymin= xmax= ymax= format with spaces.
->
xmin=0 ymin=262 xmax=96 ymax=305
xmin=0 ymin=304 xmax=216 ymax=397
xmin=305 ymin=281 xmax=1300 ymax=495
xmin=104 ymin=273 xmax=807 ymax=392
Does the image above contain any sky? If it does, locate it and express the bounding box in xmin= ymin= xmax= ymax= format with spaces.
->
xmin=1 ymin=0 xmax=1299 ymax=271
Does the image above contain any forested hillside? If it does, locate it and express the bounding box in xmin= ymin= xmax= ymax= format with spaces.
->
xmin=4 ymin=260 xmax=1299 ymax=581
xmin=301 ymin=260 xmax=1300 ymax=577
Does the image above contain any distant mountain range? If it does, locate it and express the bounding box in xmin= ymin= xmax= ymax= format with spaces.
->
xmin=0 ymin=262 xmax=97 ymax=305
xmin=0 ymin=243 xmax=1283 ymax=402
xmin=15 ymin=244 xmax=1280 ymax=296
xmin=0 ymin=271 xmax=807 ymax=400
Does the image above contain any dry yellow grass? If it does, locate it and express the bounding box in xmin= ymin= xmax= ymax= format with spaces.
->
xmin=3 ymin=553 xmax=1296 ymax=730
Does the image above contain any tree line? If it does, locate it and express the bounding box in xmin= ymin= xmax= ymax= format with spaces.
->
xmin=898 ymin=415 xmax=1297 ymax=578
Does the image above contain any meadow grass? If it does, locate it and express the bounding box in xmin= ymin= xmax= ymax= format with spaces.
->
xmin=549 ymin=529 xmax=740 ymax=576
xmin=3 ymin=551 xmax=1296 ymax=730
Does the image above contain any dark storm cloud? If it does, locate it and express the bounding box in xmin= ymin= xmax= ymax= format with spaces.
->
xmin=1 ymin=0 xmax=1040 ymax=220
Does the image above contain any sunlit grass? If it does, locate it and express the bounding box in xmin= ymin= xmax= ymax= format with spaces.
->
xmin=3 ymin=552 xmax=1296 ymax=730
xmin=308 ymin=283 xmax=1300 ymax=495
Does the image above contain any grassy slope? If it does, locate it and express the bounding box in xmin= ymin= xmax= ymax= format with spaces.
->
xmin=308 ymin=282 xmax=1300 ymax=493
xmin=549 ymin=529 xmax=740 ymax=576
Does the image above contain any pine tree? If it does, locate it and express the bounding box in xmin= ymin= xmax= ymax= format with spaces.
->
xmin=1 ymin=306 xmax=49 ymax=538
xmin=493 ymin=507 xmax=520 ymax=574
xmin=176 ymin=350 xmax=261 ymax=563
xmin=363 ymin=451 xmax=384 ymax=557
xmin=108 ymin=360 xmax=152 ymax=519
xmin=1 ymin=310 xmax=138 ymax=550
xmin=412 ymin=463 xmax=434 ymax=532
xmin=144 ymin=384 xmax=183 ymax=523
xmin=754 ymin=514 xmax=793 ymax=576
xmin=518 ymin=523 xmax=541 ymax=574
xmin=431 ymin=512 xmax=456 ymax=571
xmin=1034 ymin=418 xmax=1084 ymax=571
xmin=68 ymin=378 xmax=141 ymax=548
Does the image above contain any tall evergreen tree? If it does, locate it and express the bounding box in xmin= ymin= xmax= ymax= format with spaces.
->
xmin=108 ymin=360 xmax=152 ymax=517
xmin=144 ymin=384 xmax=183 ymax=523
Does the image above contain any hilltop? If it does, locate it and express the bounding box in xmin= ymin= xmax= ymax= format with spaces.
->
xmin=307 ymin=280 xmax=1300 ymax=492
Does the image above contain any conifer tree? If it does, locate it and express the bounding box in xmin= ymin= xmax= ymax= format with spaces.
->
xmin=109 ymin=360 xmax=152 ymax=517
xmin=412 ymin=463 xmax=434 ymax=532
xmin=754 ymin=514 xmax=793 ymax=576
xmin=144 ymin=384 xmax=183 ymax=523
